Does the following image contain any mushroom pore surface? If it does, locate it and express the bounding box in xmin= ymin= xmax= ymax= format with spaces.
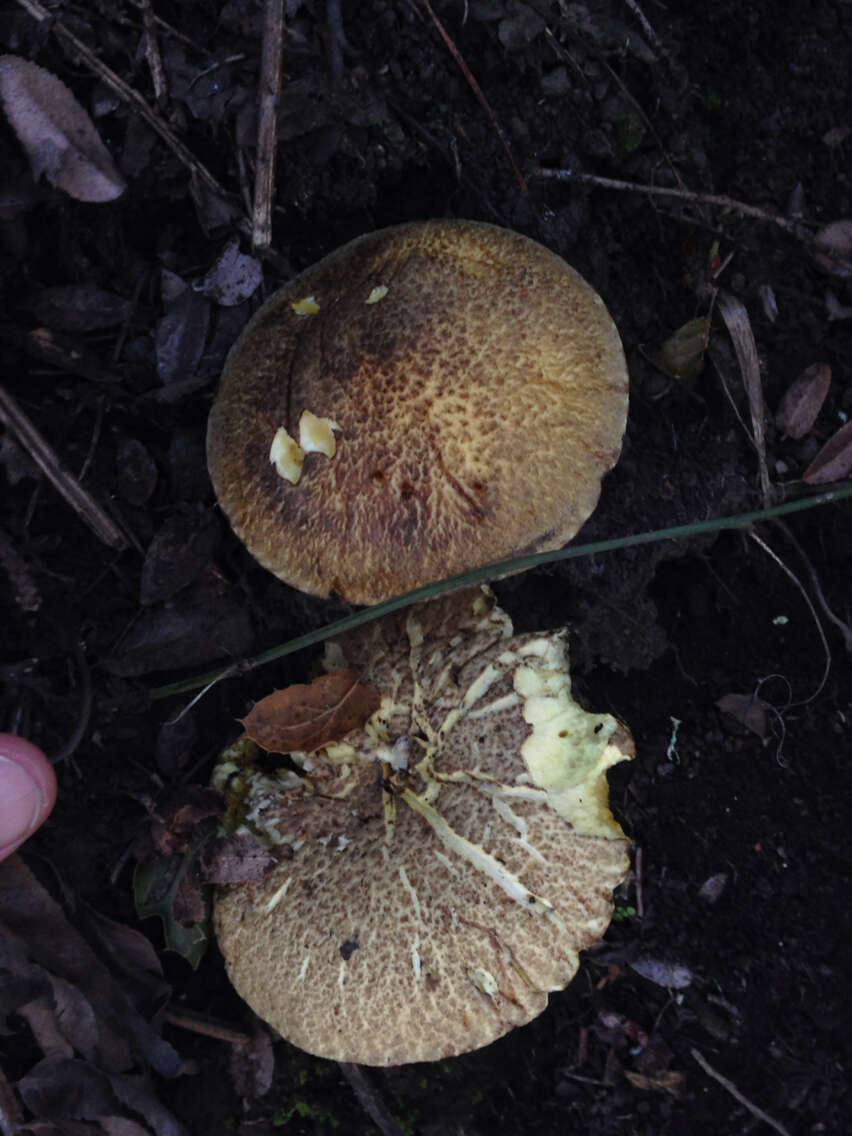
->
xmin=213 ymin=588 xmax=633 ymax=1065
xmin=206 ymin=220 xmax=628 ymax=604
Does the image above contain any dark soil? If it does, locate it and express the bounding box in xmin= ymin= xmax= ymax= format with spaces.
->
xmin=2 ymin=1 xmax=851 ymax=1134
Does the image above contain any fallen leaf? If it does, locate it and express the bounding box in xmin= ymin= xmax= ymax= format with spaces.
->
xmin=241 ymin=670 xmax=382 ymax=754
xmin=82 ymin=904 xmax=170 ymax=997
xmin=625 ymin=1069 xmax=686 ymax=1096
xmin=775 ymin=362 xmax=831 ymax=439
xmin=629 ymin=957 xmax=693 ymax=989
xmin=757 ymin=283 xmax=778 ymax=323
xmin=813 ymin=219 xmax=852 ymax=276
xmin=18 ymin=1056 xmax=187 ymax=1136
xmin=133 ymin=854 xmax=210 ymax=968
xmin=147 ymin=786 xmax=224 ymax=857
xmin=633 ymin=1030 xmax=675 ymax=1077
xmin=193 ymin=238 xmax=263 ymax=307
xmin=18 ymin=1055 xmax=117 ymax=1120
xmin=697 ymin=872 xmax=729 ymax=904
xmin=104 ymin=579 xmax=253 ymax=676
xmin=0 ymin=55 xmax=125 ymax=202
xmin=716 ymin=691 xmax=772 ymax=742
xmin=17 ymin=998 xmax=76 ymax=1061
xmin=803 ymin=420 xmax=852 ymax=484
xmin=824 ymin=289 xmax=852 ymax=322
xmin=0 ymin=857 xmax=181 ymax=1077
xmin=139 ymin=510 xmax=221 ymax=606
xmin=155 ymin=281 xmax=211 ymax=384
xmin=653 ymin=316 xmax=710 ymax=380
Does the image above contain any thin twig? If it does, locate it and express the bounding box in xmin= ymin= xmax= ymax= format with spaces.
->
xmin=421 ymin=0 xmax=528 ymax=195
xmin=188 ymin=54 xmax=247 ymax=91
xmin=124 ymin=0 xmax=219 ymax=57
xmin=164 ymin=1007 xmax=252 ymax=1045
xmin=140 ymin=0 xmax=168 ymax=108
xmin=770 ymin=519 xmax=852 ymax=652
xmin=532 ymin=167 xmax=812 ymax=240
xmin=620 ymin=0 xmax=677 ymax=69
xmin=252 ymin=0 xmax=285 ymax=253
xmin=337 ymin=1063 xmax=405 ymax=1136
xmin=0 ymin=385 xmax=128 ymax=550
xmin=690 ymin=1047 xmax=792 ymax=1136
xmin=12 ymin=0 xmax=249 ymax=237
xmin=748 ymin=529 xmax=831 ymax=706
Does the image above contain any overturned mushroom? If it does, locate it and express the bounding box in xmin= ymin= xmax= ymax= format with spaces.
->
xmin=214 ymin=588 xmax=633 ymax=1065
xmin=207 ymin=220 xmax=628 ymax=604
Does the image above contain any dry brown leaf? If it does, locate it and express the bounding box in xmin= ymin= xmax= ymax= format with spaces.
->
xmin=803 ymin=420 xmax=852 ymax=484
xmin=775 ymin=362 xmax=831 ymax=439
xmin=716 ymin=692 xmax=772 ymax=743
xmin=240 ymin=670 xmax=382 ymax=754
xmin=0 ymin=55 xmax=125 ymax=202
xmin=0 ymin=857 xmax=181 ymax=1078
xmin=147 ymin=787 xmax=225 ymax=857
xmin=625 ymin=1069 xmax=686 ymax=1096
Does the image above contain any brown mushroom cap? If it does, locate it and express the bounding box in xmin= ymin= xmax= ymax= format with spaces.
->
xmin=214 ymin=588 xmax=633 ymax=1065
xmin=207 ymin=220 xmax=628 ymax=604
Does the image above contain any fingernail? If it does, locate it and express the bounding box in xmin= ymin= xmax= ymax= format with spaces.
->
xmin=0 ymin=754 xmax=44 ymax=855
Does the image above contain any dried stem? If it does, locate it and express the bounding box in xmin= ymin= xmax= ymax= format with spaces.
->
xmin=140 ymin=0 xmax=168 ymax=108
xmin=164 ymin=1007 xmax=252 ymax=1045
xmin=0 ymin=385 xmax=128 ymax=550
xmin=252 ymin=0 xmax=285 ymax=252
xmin=690 ymin=1048 xmax=792 ymax=1136
xmin=532 ymin=167 xmax=811 ymax=240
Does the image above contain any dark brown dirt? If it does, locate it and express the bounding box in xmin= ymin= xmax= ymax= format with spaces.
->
xmin=1 ymin=1 xmax=851 ymax=1134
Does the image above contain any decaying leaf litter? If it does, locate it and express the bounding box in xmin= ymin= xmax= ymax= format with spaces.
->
xmin=1 ymin=0 xmax=851 ymax=1134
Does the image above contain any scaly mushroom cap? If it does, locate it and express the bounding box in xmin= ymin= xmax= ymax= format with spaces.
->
xmin=214 ymin=588 xmax=633 ymax=1065
xmin=207 ymin=220 xmax=628 ymax=604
